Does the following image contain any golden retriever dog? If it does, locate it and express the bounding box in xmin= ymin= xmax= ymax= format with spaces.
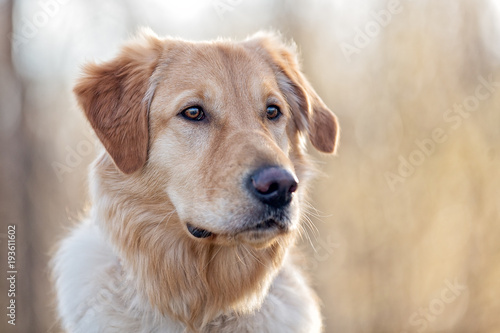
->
xmin=53 ymin=28 xmax=339 ymax=333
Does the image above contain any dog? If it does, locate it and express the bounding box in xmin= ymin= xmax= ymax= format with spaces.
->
xmin=53 ymin=28 xmax=339 ymax=333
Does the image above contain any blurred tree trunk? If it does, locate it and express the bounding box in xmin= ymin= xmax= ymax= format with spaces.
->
xmin=0 ymin=0 xmax=36 ymax=332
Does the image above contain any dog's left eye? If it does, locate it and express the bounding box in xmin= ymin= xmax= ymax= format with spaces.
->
xmin=266 ymin=105 xmax=281 ymax=120
xmin=181 ymin=107 xmax=205 ymax=121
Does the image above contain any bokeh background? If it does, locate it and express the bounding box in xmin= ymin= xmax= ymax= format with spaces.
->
xmin=1 ymin=0 xmax=500 ymax=332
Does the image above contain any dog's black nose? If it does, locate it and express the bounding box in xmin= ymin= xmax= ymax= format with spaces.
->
xmin=248 ymin=167 xmax=298 ymax=208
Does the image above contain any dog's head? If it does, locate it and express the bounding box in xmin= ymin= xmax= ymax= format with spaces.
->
xmin=75 ymin=29 xmax=338 ymax=249
xmin=74 ymin=29 xmax=338 ymax=326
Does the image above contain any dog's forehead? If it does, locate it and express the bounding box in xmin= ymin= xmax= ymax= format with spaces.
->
xmin=155 ymin=41 xmax=280 ymax=101
xmin=169 ymin=40 xmax=270 ymax=75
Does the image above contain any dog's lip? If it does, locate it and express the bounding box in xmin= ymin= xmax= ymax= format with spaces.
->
xmin=186 ymin=223 xmax=213 ymax=238
xmin=241 ymin=218 xmax=287 ymax=232
xmin=186 ymin=218 xmax=288 ymax=240
xmin=234 ymin=218 xmax=290 ymax=246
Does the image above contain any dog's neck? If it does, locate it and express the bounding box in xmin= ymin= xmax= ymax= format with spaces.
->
xmin=90 ymin=157 xmax=294 ymax=330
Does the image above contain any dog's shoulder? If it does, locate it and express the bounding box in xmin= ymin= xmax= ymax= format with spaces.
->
xmin=53 ymin=220 xmax=118 ymax=331
xmin=53 ymin=220 xmax=185 ymax=332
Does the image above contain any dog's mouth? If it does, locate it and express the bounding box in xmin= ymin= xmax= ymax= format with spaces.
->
xmin=186 ymin=218 xmax=289 ymax=242
xmin=243 ymin=218 xmax=287 ymax=232
xmin=187 ymin=223 xmax=213 ymax=238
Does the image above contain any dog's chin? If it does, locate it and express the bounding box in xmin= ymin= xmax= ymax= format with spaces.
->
xmin=234 ymin=228 xmax=289 ymax=248
xmin=186 ymin=218 xmax=293 ymax=248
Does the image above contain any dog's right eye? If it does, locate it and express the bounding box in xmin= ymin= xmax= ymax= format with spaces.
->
xmin=181 ymin=107 xmax=205 ymax=121
xmin=266 ymin=105 xmax=282 ymax=120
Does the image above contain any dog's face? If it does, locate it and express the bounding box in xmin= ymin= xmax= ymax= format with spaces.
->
xmin=75 ymin=30 xmax=339 ymax=249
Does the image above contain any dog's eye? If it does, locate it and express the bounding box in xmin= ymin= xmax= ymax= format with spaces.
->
xmin=266 ymin=105 xmax=281 ymax=120
xmin=181 ymin=107 xmax=205 ymax=121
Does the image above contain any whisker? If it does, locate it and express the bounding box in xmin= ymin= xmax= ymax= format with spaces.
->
xmin=299 ymin=222 xmax=318 ymax=252
xmin=234 ymin=247 xmax=246 ymax=266
xmin=194 ymin=245 xmax=223 ymax=280
xmin=152 ymin=209 xmax=177 ymax=234
xmin=242 ymin=246 xmax=272 ymax=270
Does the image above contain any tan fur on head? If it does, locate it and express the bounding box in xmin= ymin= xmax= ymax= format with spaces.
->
xmin=71 ymin=29 xmax=338 ymax=331
xmin=245 ymin=31 xmax=340 ymax=154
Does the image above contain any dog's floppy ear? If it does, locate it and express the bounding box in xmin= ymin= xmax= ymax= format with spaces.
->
xmin=74 ymin=29 xmax=163 ymax=173
xmin=245 ymin=32 xmax=339 ymax=154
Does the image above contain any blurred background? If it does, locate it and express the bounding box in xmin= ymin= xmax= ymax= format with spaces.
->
xmin=1 ymin=0 xmax=500 ymax=332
